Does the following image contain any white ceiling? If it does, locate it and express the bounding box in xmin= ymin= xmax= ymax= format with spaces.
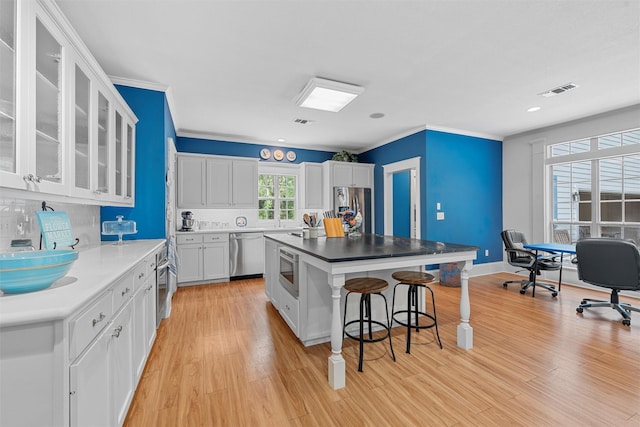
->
xmin=56 ymin=0 xmax=640 ymax=153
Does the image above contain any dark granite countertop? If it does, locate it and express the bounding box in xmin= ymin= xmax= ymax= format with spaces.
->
xmin=264 ymin=233 xmax=479 ymax=263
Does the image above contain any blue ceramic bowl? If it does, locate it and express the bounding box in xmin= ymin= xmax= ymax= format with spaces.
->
xmin=0 ymin=250 xmax=79 ymax=294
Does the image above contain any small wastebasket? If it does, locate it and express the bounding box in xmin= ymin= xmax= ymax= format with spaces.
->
xmin=439 ymin=262 xmax=461 ymax=287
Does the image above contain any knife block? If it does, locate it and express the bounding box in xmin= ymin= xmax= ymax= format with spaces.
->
xmin=323 ymin=218 xmax=345 ymax=238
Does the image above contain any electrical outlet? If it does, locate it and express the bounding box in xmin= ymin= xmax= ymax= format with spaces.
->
xmin=436 ymin=212 xmax=445 ymax=220
xmin=485 ymin=249 xmax=489 ymax=257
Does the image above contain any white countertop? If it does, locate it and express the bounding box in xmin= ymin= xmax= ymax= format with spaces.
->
xmin=176 ymin=226 xmax=303 ymax=234
xmin=0 ymin=239 xmax=165 ymax=327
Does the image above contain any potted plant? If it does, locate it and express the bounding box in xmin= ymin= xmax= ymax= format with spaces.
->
xmin=332 ymin=150 xmax=358 ymax=162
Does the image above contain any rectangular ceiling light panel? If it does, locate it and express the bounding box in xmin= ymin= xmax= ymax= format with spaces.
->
xmin=296 ymin=77 xmax=364 ymax=112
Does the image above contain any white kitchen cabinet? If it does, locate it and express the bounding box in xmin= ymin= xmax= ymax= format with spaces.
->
xmin=264 ymin=238 xmax=279 ymax=305
xmin=206 ymin=157 xmax=258 ymax=208
xmin=177 ymin=154 xmax=258 ymax=209
xmin=177 ymin=155 xmax=205 ymax=208
xmin=325 ymin=160 xmax=373 ymax=188
xmin=301 ymin=162 xmax=323 ymax=209
xmin=69 ymin=319 xmax=112 ymax=427
xmin=111 ymin=301 xmax=135 ymax=427
xmin=204 ymin=241 xmax=229 ymax=280
xmin=1 ymin=241 xmax=163 ymax=427
xmin=177 ymin=233 xmax=230 ymax=284
xmin=0 ymin=0 xmax=137 ymax=205
xmin=132 ymin=256 xmax=155 ymax=382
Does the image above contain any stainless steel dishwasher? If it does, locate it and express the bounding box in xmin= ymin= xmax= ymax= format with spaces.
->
xmin=229 ymin=232 xmax=264 ymax=278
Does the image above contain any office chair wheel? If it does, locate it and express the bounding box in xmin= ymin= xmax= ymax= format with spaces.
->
xmin=519 ymin=289 xmax=526 ymax=295
xmin=576 ymin=307 xmax=584 ymax=313
xmin=552 ymin=292 xmax=558 ymax=297
xmin=622 ymin=319 xmax=631 ymax=326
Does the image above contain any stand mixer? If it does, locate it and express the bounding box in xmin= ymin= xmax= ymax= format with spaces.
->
xmin=180 ymin=211 xmax=196 ymax=231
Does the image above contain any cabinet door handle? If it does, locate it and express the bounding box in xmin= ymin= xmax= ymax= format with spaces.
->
xmin=92 ymin=312 xmax=106 ymax=327
xmin=121 ymin=287 xmax=131 ymax=297
xmin=112 ymin=325 xmax=123 ymax=338
xmin=138 ymin=272 xmax=145 ymax=280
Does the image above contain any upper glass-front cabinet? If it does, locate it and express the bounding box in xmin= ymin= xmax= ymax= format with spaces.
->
xmin=35 ymin=17 xmax=62 ymax=184
xmin=74 ymin=64 xmax=90 ymax=191
xmin=0 ymin=0 xmax=16 ymax=175
xmin=0 ymin=0 xmax=137 ymax=205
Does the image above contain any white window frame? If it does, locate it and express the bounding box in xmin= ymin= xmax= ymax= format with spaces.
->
xmin=257 ymin=163 xmax=300 ymax=228
xmin=546 ymin=128 xmax=640 ymax=243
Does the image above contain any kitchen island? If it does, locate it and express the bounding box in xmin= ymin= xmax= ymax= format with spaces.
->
xmin=264 ymin=233 xmax=478 ymax=390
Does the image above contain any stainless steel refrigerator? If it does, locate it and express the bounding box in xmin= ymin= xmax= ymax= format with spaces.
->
xmin=333 ymin=186 xmax=372 ymax=234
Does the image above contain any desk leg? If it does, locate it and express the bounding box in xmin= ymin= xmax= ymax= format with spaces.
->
xmin=328 ymin=274 xmax=346 ymax=390
xmin=457 ymin=260 xmax=473 ymax=349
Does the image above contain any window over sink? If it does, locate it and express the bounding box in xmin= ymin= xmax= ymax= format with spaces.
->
xmin=258 ymin=174 xmax=297 ymax=223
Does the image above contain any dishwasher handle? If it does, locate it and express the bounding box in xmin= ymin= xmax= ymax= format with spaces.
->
xmin=229 ymin=233 xmax=263 ymax=240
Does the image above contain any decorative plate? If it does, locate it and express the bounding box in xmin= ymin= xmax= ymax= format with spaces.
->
xmin=273 ymin=149 xmax=284 ymax=161
xmin=286 ymin=150 xmax=296 ymax=161
xmin=260 ymin=148 xmax=271 ymax=159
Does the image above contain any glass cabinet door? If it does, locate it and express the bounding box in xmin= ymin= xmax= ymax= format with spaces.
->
xmin=126 ymin=123 xmax=133 ymax=199
xmin=97 ymin=91 xmax=109 ymax=193
xmin=0 ymin=0 xmax=16 ymax=174
xmin=35 ymin=17 xmax=62 ymax=183
xmin=114 ymin=111 xmax=122 ymax=196
xmin=74 ymin=65 xmax=90 ymax=190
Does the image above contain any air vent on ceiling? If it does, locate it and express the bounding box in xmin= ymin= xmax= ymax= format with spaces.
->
xmin=294 ymin=118 xmax=314 ymax=124
xmin=538 ymin=83 xmax=579 ymax=97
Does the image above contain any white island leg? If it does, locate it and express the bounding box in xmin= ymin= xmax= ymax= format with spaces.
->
xmin=328 ymin=274 xmax=345 ymax=389
xmin=457 ymin=259 xmax=473 ymax=349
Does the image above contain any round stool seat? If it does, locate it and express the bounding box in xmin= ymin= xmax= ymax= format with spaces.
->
xmin=345 ymin=277 xmax=388 ymax=294
xmin=391 ymin=271 xmax=435 ymax=285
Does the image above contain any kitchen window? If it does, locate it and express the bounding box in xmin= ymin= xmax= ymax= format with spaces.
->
xmin=547 ymin=128 xmax=640 ymax=243
xmin=258 ymin=174 xmax=297 ymax=222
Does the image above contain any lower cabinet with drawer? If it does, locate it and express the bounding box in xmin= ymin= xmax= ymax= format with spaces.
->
xmin=66 ymin=252 xmax=155 ymax=427
xmin=0 ymin=241 xmax=164 ymax=427
xmin=176 ymin=233 xmax=230 ymax=285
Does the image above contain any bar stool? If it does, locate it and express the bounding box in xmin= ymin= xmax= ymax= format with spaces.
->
xmin=391 ymin=271 xmax=442 ymax=353
xmin=343 ymin=277 xmax=396 ymax=372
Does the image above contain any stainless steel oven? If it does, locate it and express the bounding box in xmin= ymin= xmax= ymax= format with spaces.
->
xmin=278 ymin=248 xmax=299 ymax=298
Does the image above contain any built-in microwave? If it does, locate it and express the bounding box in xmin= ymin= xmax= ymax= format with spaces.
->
xmin=278 ymin=248 xmax=299 ymax=299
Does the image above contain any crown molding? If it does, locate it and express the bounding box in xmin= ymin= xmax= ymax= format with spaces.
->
xmin=108 ymin=76 xmax=178 ymax=129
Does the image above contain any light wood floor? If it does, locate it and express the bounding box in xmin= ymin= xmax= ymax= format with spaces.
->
xmin=124 ymin=273 xmax=640 ymax=426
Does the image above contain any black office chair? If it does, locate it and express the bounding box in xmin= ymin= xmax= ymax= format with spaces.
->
xmin=575 ymin=238 xmax=640 ymax=326
xmin=501 ymin=230 xmax=560 ymax=297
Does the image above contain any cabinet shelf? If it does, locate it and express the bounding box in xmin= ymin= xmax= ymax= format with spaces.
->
xmin=0 ymin=35 xmax=15 ymax=52
xmin=36 ymin=69 xmax=59 ymax=91
xmin=0 ymin=108 xmax=15 ymax=122
xmin=35 ymin=129 xmax=61 ymax=145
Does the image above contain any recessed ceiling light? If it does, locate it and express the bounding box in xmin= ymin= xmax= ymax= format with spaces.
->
xmin=527 ymin=106 xmax=541 ymax=112
xmin=295 ymin=77 xmax=364 ymax=112
xmin=369 ymin=113 xmax=385 ymax=119
xmin=277 ymin=138 xmax=286 ymax=143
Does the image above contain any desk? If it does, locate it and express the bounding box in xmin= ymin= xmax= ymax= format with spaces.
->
xmin=524 ymin=242 xmax=576 ymax=291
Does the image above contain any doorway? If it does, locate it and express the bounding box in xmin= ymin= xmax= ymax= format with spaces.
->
xmin=383 ymin=157 xmax=421 ymax=238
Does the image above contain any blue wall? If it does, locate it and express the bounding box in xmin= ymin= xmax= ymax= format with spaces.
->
xmin=101 ymin=86 xmax=174 ymax=241
xmin=360 ymin=129 xmax=503 ymax=265
xmin=393 ymin=170 xmax=411 ymax=237
xmin=176 ymin=137 xmax=334 ymax=164
xmin=424 ymin=130 xmax=503 ymax=264
xmin=359 ymin=131 xmax=427 ymax=235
